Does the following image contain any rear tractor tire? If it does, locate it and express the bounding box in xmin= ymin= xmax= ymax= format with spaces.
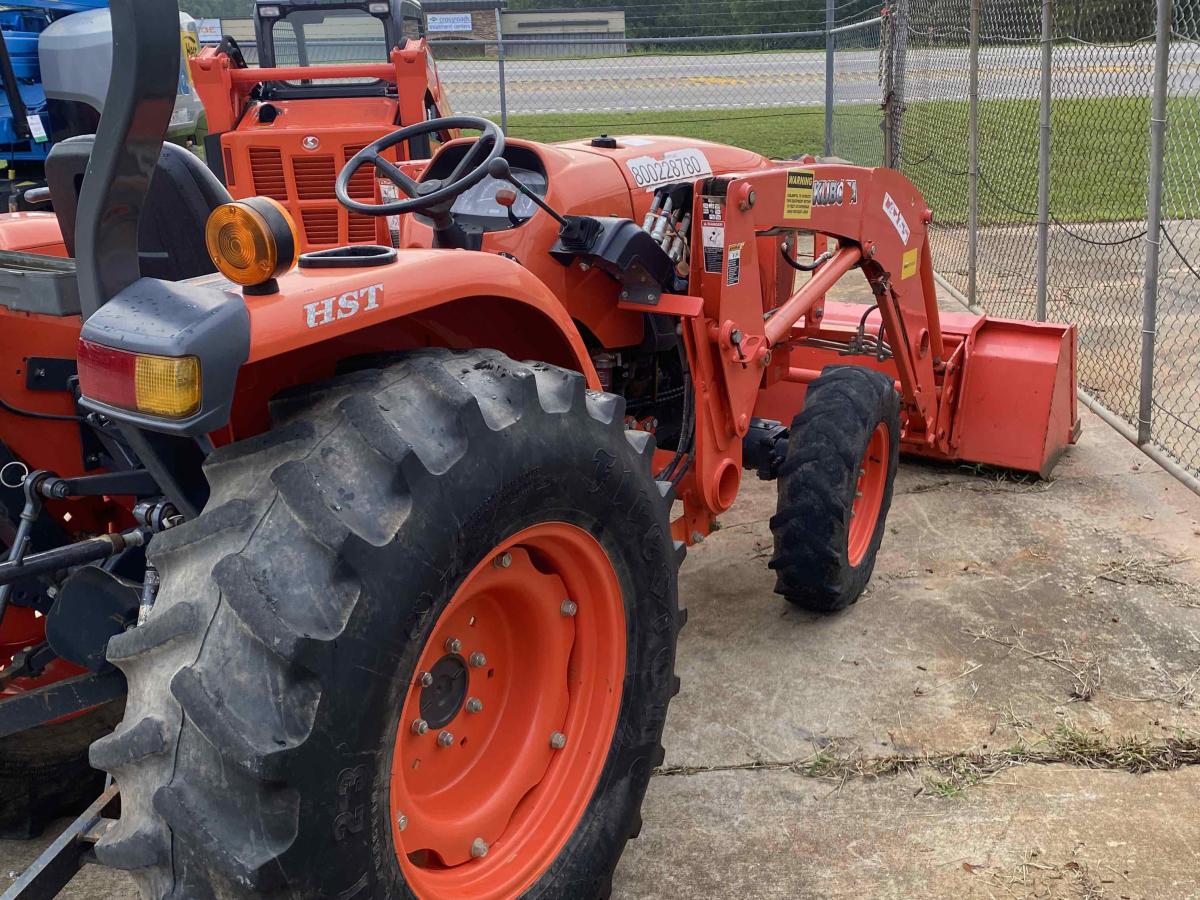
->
xmin=769 ymin=365 xmax=900 ymax=613
xmin=90 ymin=349 xmax=684 ymax=900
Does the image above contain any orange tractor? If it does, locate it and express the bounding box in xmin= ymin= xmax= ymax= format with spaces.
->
xmin=0 ymin=0 xmax=1077 ymax=897
xmin=191 ymin=0 xmax=458 ymax=253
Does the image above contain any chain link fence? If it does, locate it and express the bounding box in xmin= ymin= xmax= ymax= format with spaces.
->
xmin=828 ymin=1 xmax=887 ymax=164
xmin=430 ymin=23 xmax=833 ymax=160
xmin=893 ymin=0 xmax=1197 ymax=490
xmin=224 ymin=0 xmax=1197 ymax=490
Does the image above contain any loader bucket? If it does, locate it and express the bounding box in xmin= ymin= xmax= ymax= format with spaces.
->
xmin=756 ymin=302 xmax=1079 ymax=478
xmin=936 ymin=310 xmax=1079 ymax=477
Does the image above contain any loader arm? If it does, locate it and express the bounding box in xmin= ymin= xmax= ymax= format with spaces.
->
xmin=669 ymin=160 xmax=1076 ymax=540
xmin=694 ymin=164 xmax=940 ymax=442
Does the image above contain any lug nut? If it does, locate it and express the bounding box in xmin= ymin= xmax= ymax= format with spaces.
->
xmin=419 ymin=672 xmax=433 ymax=688
xmin=411 ymin=719 xmax=429 ymax=735
xmin=469 ymin=651 xmax=487 ymax=668
xmin=550 ymin=731 xmax=567 ymax=750
xmin=690 ymin=531 xmax=705 ymax=544
xmin=445 ymin=637 xmax=462 ymax=654
xmin=560 ymin=599 xmax=578 ymax=617
xmin=396 ymin=813 xmax=408 ymax=832
xmin=437 ymin=730 xmax=455 ymax=747
xmin=470 ymin=838 xmax=489 ymax=859
xmin=465 ymin=697 xmax=483 ymax=714
xmin=494 ymin=552 xmax=512 ymax=569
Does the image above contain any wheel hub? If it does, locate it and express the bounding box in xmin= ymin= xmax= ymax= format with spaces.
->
xmin=419 ymin=654 xmax=469 ymax=731
xmin=390 ymin=522 xmax=626 ymax=899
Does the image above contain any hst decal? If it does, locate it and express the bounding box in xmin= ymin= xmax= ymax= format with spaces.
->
xmin=304 ymin=283 xmax=384 ymax=329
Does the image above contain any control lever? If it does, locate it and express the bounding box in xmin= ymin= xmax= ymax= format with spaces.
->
xmin=487 ymin=157 xmax=600 ymax=249
xmin=487 ymin=157 xmax=567 ymax=227
xmin=493 ymin=184 xmax=523 ymax=227
xmin=22 ymin=186 xmax=50 ymax=206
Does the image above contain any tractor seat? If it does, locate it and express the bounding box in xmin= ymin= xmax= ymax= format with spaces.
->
xmin=45 ymin=136 xmax=232 ymax=281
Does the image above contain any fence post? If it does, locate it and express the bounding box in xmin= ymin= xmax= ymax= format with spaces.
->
xmin=882 ymin=0 xmax=909 ymax=168
xmin=495 ymin=7 xmax=508 ymax=135
xmin=889 ymin=0 xmax=909 ymax=167
xmin=1035 ymin=0 xmax=1052 ymax=321
xmin=967 ymin=0 xmax=980 ymax=308
xmin=1139 ymin=0 xmax=1171 ymax=446
xmin=824 ymin=0 xmax=834 ymax=157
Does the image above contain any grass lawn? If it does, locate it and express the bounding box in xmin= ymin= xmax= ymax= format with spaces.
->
xmin=503 ymin=96 xmax=1200 ymax=225
xmin=505 ymin=106 xmax=832 ymax=162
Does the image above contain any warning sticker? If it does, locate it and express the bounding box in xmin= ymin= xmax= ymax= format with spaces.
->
xmin=726 ymin=242 xmax=744 ymax=286
xmin=783 ymin=169 xmax=814 ymax=220
xmin=702 ymin=198 xmax=725 ymax=274
xmin=901 ymin=247 xmax=919 ymax=280
xmin=882 ymin=192 xmax=911 ymax=245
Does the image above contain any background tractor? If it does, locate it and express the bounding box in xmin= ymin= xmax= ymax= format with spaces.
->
xmin=192 ymin=0 xmax=457 ymax=252
xmin=0 ymin=0 xmax=1076 ymax=896
xmin=0 ymin=0 xmax=203 ymax=208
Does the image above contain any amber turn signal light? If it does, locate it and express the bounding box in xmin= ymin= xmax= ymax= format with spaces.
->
xmin=205 ymin=197 xmax=298 ymax=290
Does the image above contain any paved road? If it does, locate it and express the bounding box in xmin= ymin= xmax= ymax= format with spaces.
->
xmin=436 ymin=43 xmax=1200 ymax=116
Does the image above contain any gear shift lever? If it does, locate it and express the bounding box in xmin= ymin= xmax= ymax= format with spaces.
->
xmin=487 ymin=157 xmax=568 ymax=227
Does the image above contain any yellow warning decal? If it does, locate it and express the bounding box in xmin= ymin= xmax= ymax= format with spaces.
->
xmin=901 ymin=247 xmax=920 ymax=280
xmin=783 ymin=169 xmax=814 ymax=220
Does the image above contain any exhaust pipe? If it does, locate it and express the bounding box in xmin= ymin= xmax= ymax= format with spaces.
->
xmin=74 ymin=0 xmax=181 ymax=319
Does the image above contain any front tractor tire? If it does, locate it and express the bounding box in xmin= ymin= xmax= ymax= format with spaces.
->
xmin=769 ymin=365 xmax=901 ymax=613
xmin=90 ymin=350 xmax=683 ymax=900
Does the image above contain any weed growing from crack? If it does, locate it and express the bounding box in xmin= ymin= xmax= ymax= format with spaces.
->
xmin=655 ymin=726 xmax=1200 ymax=799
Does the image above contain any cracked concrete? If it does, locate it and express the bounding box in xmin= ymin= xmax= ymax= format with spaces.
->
xmin=612 ymin=404 xmax=1200 ymax=899
xmin=3 ymin=381 xmax=1198 ymax=896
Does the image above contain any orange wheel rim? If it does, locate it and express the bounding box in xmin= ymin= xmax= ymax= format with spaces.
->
xmin=390 ymin=522 xmax=626 ymax=900
xmin=848 ymin=423 xmax=889 ymax=566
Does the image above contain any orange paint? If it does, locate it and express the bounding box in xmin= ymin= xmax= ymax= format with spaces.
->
xmin=391 ymin=522 xmax=624 ymax=898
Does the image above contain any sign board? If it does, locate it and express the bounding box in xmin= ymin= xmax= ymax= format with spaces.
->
xmin=427 ymin=12 xmax=473 ymax=32
xmin=197 ymin=18 xmax=223 ymax=43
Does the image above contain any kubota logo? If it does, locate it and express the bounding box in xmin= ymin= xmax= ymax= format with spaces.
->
xmin=304 ymin=284 xmax=384 ymax=328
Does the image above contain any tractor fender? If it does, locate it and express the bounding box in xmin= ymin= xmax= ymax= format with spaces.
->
xmin=243 ymin=249 xmax=597 ymax=383
xmin=77 ymin=253 xmax=597 ymax=440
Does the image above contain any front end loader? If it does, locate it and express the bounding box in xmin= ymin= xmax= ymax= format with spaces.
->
xmin=0 ymin=0 xmax=1075 ymax=896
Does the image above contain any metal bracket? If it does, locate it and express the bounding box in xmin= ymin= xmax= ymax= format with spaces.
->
xmin=23 ymin=359 xmax=78 ymax=393
xmin=0 ymin=670 xmax=125 ymax=739
xmin=0 ymin=783 xmax=119 ymax=900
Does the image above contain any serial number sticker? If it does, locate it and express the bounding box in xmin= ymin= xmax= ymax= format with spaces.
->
xmin=626 ymin=148 xmax=713 ymax=190
xmin=726 ymin=242 xmax=744 ymax=286
xmin=784 ymin=169 xmax=814 ymax=220
xmin=901 ymin=247 xmax=920 ymax=280
xmin=882 ymin=191 xmax=912 ymax=245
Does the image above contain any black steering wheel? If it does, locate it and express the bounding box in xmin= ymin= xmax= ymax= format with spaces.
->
xmin=335 ymin=116 xmax=505 ymax=217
